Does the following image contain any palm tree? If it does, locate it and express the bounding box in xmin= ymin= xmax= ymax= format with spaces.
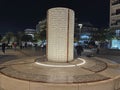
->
xmin=21 ymin=35 xmax=33 ymax=42
xmin=15 ymin=31 xmax=25 ymax=44
xmin=4 ymin=32 xmax=14 ymax=44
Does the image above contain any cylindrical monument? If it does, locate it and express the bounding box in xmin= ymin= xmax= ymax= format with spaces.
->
xmin=47 ymin=7 xmax=74 ymax=62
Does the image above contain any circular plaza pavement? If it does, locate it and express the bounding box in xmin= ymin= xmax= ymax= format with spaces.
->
xmin=0 ymin=56 xmax=109 ymax=83
xmin=0 ymin=49 xmax=120 ymax=90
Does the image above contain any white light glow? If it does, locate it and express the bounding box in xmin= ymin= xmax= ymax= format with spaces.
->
xmin=76 ymin=58 xmax=86 ymax=66
xmin=111 ymin=39 xmax=120 ymax=49
xmin=35 ymin=58 xmax=86 ymax=67
xmin=78 ymin=24 xmax=83 ymax=29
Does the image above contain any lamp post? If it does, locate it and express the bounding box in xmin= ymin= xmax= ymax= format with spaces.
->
xmin=78 ymin=24 xmax=83 ymax=41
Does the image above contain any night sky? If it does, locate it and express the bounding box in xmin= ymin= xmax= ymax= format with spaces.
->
xmin=0 ymin=0 xmax=109 ymax=33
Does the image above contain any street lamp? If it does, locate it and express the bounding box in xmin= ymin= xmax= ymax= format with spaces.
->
xmin=78 ymin=24 xmax=83 ymax=41
xmin=78 ymin=24 xmax=83 ymax=29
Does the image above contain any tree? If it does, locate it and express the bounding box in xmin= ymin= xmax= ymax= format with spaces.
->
xmin=39 ymin=19 xmax=46 ymax=40
xmin=91 ymin=28 xmax=115 ymax=42
xmin=74 ymin=18 xmax=82 ymax=42
xmin=15 ymin=31 xmax=25 ymax=43
xmin=74 ymin=23 xmax=80 ymax=42
xmin=0 ymin=34 xmax=2 ymax=41
xmin=21 ymin=35 xmax=33 ymax=42
xmin=33 ymin=32 xmax=41 ymax=42
xmin=39 ymin=30 xmax=46 ymax=41
xmin=4 ymin=32 xmax=14 ymax=44
xmin=104 ymin=28 xmax=116 ymax=40
xmin=35 ymin=19 xmax=47 ymax=41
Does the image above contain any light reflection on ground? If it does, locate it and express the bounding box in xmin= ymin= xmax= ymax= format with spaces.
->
xmin=35 ymin=58 xmax=86 ymax=67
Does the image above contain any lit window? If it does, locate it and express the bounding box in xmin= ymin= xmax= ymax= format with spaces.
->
xmin=116 ymin=30 xmax=120 ymax=36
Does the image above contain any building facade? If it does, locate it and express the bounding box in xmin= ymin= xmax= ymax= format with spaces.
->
xmin=24 ymin=28 xmax=36 ymax=38
xmin=110 ymin=0 xmax=120 ymax=28
xmin=110 ymin=0 xmax=120 ymax=49
xmin=36 ymin=19 xmax=46 ymax=33
xmin=75 ymin=22 xmax=98 ymax=41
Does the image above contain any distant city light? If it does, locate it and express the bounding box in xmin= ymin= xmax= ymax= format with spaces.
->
xmin=78 ymin=24 xmax=83 ymax=29
xmin=111 ymin=39 xmax=120 ymax=49
xmin=81 ymin=35 xmax=89 ymax=39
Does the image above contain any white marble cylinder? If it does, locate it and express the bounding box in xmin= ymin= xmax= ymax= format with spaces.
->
xmin=47 ymin=7 xmax=74 ymax=62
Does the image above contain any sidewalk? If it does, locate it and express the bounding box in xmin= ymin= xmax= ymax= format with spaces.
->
xmin=0 ymin=49 xmax=112 ymax=83
xmin=0 ymin=47 xmax=120 ymax=84
xmin=17 ymin=47 xmax=45 ymax=57
xmin=82 ymin=48 xmax=120 ymax=64
xmin=18 ymin=47 xmax=120 ymax=64
xmin=0 ymin=47 xmax=120 ymax=64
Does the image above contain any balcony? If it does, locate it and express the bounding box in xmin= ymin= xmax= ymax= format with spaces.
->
xmin=111 ymin=13 xmax=120 ymax=18
xmin=112 ymin=0 xmax=120 ymax=5
xmin=116 ymin=20 xmax=120 ymax=24
xmin=111 ymin=22 xmax=120 ymax=28
xmin=111 ymin=22 xmax=117 ymax=26
xmin=111 ymin=12 xmax=120 ymax=16
xmin=111 ymin=13 xmax=116 ymax=16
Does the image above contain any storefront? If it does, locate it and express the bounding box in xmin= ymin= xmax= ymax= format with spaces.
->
xmin=110 ymin=30 xmax=120 ymax=49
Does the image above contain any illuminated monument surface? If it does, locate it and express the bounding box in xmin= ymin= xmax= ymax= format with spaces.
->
xmin=47 ymin=7 xmax=74 ymax=62
xmin=0 ymin=7 xmax=120 ymax=90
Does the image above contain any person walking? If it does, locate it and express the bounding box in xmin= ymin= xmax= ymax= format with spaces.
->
xmin=96 ymin=44 xmax=100 ymax=54
xmin=75 ymin=44 xmax=83 ymax=57
xmin=13 ymin=42 xmax=17 ymax=51
xmin=2 ymin=42 xmax=6 ymax=54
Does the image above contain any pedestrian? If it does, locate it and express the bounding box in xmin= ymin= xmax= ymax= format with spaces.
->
xmin=75 ymin=44 xmax=83 ymax=57
xmin=2 ymin=42 xmax=6 ymax=54
xmin=43 ymin=44 xmax=46 ymax=53
xmin=22 ymin=42 xmax=25 ymax=48
xmin=34 ymin=43 xmax=38 ymax=51
xmin=20 ymin=42 xmax=22 ymax=49
xmin=96 ymin=45 xmax=100 ymax=54
xmin=13 ymin=42 xmax=17 ymax=51
xmin=40 ymin=44 xmax=44 ymax=52
xmin=96 ymin=48 xmax=99 ymax=54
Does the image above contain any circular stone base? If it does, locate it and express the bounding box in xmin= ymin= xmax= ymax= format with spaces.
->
xmin=0 ymin=56 xmax=120 ymax=90
xmin=0 ymin=56 xmax=108 ymax=83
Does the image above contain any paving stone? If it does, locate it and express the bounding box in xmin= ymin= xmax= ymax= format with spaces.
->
xmin=0 ymin=48 xmax=119 ymax=84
